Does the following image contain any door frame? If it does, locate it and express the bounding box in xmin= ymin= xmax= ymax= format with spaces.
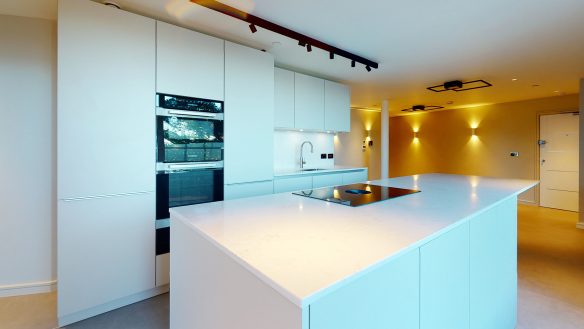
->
xmin=535 ymin=109 xmax=579 ymax=207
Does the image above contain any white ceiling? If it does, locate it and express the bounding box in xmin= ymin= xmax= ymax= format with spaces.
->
xmin=3 ymin=0 xmax=584 ymax=115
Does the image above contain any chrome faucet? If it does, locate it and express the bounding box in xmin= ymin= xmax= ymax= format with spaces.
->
xmin=300 ymin=141 xmax=314 ymax=169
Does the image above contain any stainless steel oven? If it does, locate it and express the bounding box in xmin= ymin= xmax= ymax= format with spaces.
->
xmin=155 ymin=93 xmax=224 ymax=256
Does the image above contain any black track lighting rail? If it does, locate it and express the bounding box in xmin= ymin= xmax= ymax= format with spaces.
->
xmin=191 ymin=0 xmax=379 ymax=70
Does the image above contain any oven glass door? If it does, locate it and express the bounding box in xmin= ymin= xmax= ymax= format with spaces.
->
xmin=156 ymin=168 xmax=224 ymax=220
xmin=157 ymin=116 xmax=223 ymax=163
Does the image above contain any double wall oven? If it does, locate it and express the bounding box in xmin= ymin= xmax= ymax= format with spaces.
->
xmin=155 ymin=93 xmax=224 ymax=256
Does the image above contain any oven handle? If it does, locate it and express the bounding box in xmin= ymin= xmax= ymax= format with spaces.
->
xmin=157 ymin=161 xmax=224 ymax=172
xmin=156 ymin=107 xmax=223 ymax=120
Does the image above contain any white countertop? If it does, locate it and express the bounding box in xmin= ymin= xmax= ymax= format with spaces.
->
xmin=274 ymin=165 xmax=367 ymax=177
xmin=171 ymin=174 xmax=537 ymax=307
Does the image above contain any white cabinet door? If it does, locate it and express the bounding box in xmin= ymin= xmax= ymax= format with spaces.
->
xmin=310 ymin=249 xmax=420 ymax=329
xmin=342 ymin=170 xmax=368 ymax=185
xmin=312 ymin=173 xmax=344 ymax=188
xmin=274 ymin=176 xmax=313 ymax=193
xmin=324 ymin=80 xmax=350 ymax=132
xmin=274 ymin=68 xmax=295 ymax=129
xmin=420 ymin=223 xmax=470 ymax=329
xmin=224 ymin=42 xmax=274 ymax=184
xmin=470 ymin=197 xmax=518 ymax=329
xmin=224 ymin=181 xmax=274 ymax=200
xmin=58 ymin=193 xmax=155 ymax=320
xmin=156 ymin=21 xmax=224 ymax=100
xmin=294 ymin=73 xmax=324 ymax=130
xmin=58 ymin=0 xmax=155 ymax=199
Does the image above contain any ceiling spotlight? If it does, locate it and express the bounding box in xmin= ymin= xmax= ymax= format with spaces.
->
xmin=307 ymin=44 xmax=312 ymax=52
xmin=351 ymin=60 xmax=355 ymax=68
xmin=330 ymin=52 xmax=334 ymax=59
xmin=249 ymin=24 xmax=257 ymax=33
xmin=366 ymin=65 xmax=371 ymax=72
xmin=298 ymin=40 xmax=306 ymax=47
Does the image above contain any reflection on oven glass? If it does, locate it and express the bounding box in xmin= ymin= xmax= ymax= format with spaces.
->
xmin=162 ymin=117 xmax=223 ymax=163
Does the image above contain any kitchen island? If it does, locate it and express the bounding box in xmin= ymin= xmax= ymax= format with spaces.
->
xmin=170 ymin=174 xmax=537 ymax=329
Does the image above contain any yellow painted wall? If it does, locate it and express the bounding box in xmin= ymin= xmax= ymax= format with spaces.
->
xmin=389 ymin=94 xmax=579 ymax=203
xmin=335 ymin=110 xmax=382 ymax=180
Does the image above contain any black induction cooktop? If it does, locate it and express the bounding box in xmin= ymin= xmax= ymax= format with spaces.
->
xmin=292 ymin=183 xmax=420 ymax=207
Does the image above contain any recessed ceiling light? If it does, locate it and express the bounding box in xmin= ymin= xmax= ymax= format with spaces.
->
xmin=532 ymin=84 xmax=540 ymax=87
xmin=512 ymin=78 xmax=518 ymax=81
xmin=446 ymin=101 xmax=454 ymax=105
xmin=554 ymin=90 xmax=560 ymax=93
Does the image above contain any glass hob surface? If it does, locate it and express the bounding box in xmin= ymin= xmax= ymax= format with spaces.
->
xmin=292 ymin=183 xmax=420 ymax=207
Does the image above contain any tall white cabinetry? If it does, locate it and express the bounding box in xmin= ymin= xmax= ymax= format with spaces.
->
xmin=58 ymin=0 xmax=158 ymax=325
xmin=294 ymin=73 xmax=325 ymax=130
xmin=156 ymin=21 xmax=224 ymax=100
xmin=224 ymin=41 xmax=274 ymax=197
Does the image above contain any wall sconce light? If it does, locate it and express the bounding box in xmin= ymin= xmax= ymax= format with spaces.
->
xmin=471 ymin=127 xmax=479 ymax=141
xmin=363 ymin=130 xmax=373 ymax=150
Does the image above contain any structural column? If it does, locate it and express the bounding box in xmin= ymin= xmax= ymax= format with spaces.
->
xmin=381 ymin=100 xmax=389 ymax=179
xmin=579 ymin=78 xmax=584 ymax=229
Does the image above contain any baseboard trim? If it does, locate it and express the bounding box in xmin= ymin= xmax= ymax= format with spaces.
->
xmin=518 ymin=199 xmax=537 ymax=206
xmin=0 ymin=280 xmax=57 ymax=298
xmin=58 ymin=284 xmax=169 ymax=327
xmin=577 ymin=222 xmax=584 ymax=230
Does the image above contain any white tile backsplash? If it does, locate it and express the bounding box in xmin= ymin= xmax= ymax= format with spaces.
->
xmin=274 ymin=130 xmax=335 ymax=171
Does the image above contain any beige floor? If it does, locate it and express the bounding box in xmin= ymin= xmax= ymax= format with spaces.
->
xmin=1 ymin=205 xmax=583 ymax=329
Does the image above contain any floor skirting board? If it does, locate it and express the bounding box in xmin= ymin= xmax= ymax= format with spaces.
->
xmin=58 ymin=284 xmax=169 ymax=327
xmin=577 ymin=222 xmax=584 ymax=230
xmin=0 ymin=280 xmax=57 ymax=298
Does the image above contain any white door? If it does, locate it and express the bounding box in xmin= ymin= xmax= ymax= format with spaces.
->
xmin=539 ymin=113 xmax=579 ymax=212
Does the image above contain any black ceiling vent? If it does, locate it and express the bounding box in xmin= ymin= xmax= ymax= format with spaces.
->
xmin=428 ymin=79 xmax=492 ymax=92
xmin=402 ymin=105 xmax=444 ymax=112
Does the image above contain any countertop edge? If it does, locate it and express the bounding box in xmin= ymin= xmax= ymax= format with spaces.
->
xmin=274 ymin=167 xmax=368 ymax=178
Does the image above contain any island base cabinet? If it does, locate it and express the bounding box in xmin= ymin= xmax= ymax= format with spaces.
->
xmin=470 ymin=197 xmax=518 ymax=329
xmin=171 ymin=219 xmax=303 ymax=329
xmin=420 ymin=223 xmax=470 ymax=329
xmin=309 ymin=250 xmax=420 ymax=329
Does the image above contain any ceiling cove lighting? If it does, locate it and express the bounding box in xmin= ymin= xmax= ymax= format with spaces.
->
xmin=427 ymin=79 xmax=493 ymax=92
xmin=190 ymin=0 xmax=379 ymax=71
xmin=249 ymin=23 xmax=257 ymax=33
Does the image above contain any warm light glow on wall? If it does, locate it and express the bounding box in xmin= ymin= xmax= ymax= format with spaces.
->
xmin=470 ymin=124 xmax=479 ymax=142
xmin=413 ymin=130 xmax=419 ymax=143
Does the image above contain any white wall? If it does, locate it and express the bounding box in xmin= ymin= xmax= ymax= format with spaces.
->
xmin=274 ymin=130 xmax=335 ymax=171
xmin=0 ymin=15 xmax=57 ymax=296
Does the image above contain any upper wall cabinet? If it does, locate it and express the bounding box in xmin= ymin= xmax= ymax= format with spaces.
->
xmin=224 ymin=42 xmax=274 ymax=184
xmin=156 ymin=21 xmax=224 ymax=101
xmin=58 ymin=0 xmax=155 ymax=199
xmin=294 ymin=73 xmax=325 ymax=130
xmin=325 ymin=80 xmax=351 ymax=132
xmin=274 ymin=68 xmax=295 ymax=129
xmin=274 ymin=68 xmax=351 ymax=132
